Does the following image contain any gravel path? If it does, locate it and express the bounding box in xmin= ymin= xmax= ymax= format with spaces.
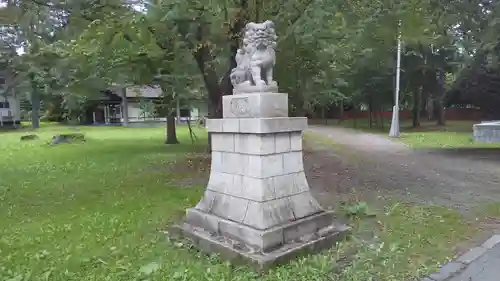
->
xmin=304 ymin=126 xmax=500 ymax=213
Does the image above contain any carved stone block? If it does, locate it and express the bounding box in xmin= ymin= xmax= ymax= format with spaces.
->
xmin=222 ymin=93 xmax=288 ymax=118
xmin=206 ymin=117 xmax=307 ymax=134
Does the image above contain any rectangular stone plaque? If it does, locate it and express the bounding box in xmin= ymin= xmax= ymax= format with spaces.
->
xmin=222 ymin=93 xmax=288 ymax=118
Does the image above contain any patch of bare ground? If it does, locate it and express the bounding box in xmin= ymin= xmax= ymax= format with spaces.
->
xmin=170 ymin=152 xmax=211 ymax=186
xmin=146 ymin=152 xmax=211 ymax=187
xmin=305 ymin=126 xmax=500 ymax=211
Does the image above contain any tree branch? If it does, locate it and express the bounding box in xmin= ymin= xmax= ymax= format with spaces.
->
xmin=268 ymin=0 xmax=289 ymax=17
xmin=28 ymin=0 xmax=173 ymax=51
xmin=276 ymin=0 xmax=316 ymax=44
xmin=28 ymin=0 xmax=123 ymax=22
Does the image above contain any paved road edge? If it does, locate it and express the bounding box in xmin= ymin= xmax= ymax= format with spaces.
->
xmin=421 ymin=235 xmax=500 ymax=281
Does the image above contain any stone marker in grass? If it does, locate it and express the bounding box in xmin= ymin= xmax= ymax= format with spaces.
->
xmin=51 ymin=133 xmax=85 ymax=145
xmin=172 ymin=20 xmax=350 ymax=270
xmin=473 ymin=121 xmax=500 ymax=143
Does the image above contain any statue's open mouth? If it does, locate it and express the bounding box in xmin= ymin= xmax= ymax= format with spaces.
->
xmin=256 ymin=42 xmax=266 ymax=50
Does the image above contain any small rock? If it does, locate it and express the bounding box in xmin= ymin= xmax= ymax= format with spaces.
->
xmin=299 ymin=233 xmax=317 ymax=242
xmin=51 ymin=133 xmax=85 ymax=145
xmin=20 ymin=134 xmax=38 ymax=141
xmin=317 ymin=225 xmax=337 ymax=237
xmin=232 ymin=242 xmax=247 ymax=251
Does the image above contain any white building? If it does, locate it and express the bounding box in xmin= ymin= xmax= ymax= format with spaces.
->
xmin=0 ymin=73 xmax=21 ymax=128
xmin=0 ymin=94 xmax=21 ymax=127
xmin=87 ymin=85 xmax=207 ymax=127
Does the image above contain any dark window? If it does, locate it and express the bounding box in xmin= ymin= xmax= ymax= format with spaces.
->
xmin=0 ymin=101 xmax=9 ymax=109
xmin=179 ymin=109 xmax=190 ymax=117
xmin=0 ymin=78 xmax=5 ymax=85
xmin=111 ymin=105 xmax=121 ymax=115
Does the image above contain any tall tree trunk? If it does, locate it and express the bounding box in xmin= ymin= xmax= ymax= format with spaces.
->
xmin=426 ymin=96 xmax=434 ymax=121
xmin=29 ymin=72 xmax=40 ymax=129
xmin=223 ymin=0 xmax=248 ymax=97
xmin=31 ymin=92 xmax=40 ymax=129
xmin=291 ymin=60 xmax=304 ymax=117
xmin=353 ymin=105 xmax=358 ymax=128
xmin=420 ymin=92 xmax=428 ymax=120
xmin=193 ymin=44 xmax=223 ymax=117
xmin=338 ymin=100 xmax=344 ymax=124
xmin=192 ymin=42 xmax=224 ymax=152
xmin=435 ymin=98 xmax=445 ymax=126
xmin=188 ymin=24 xmax=222 ymax=152
xmin=160 ymin=88 xmax=179 ymax=144
xmin=436 ymin=69 xmax=446 ymax=126
xmin=412 ymin=87 xmax=421 ymax=128
xmin=165 ymin=111 xmax=179 ymax=144
xmin=255 ymin=0 xmax=261 ymax=21
xmin=121 ymin=87 xmax=129 ymax=127
xmin=380 ymin=105 xmax=385 ymax=129
xmin=368 ymin=93 xmax=373 ymax=129
xmin=188 ymin=0 xmax=249 ymax=152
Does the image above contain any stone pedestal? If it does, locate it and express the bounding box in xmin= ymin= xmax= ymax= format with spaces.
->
xmin=173 ymin=92 xmax=349 ymax=269
xmin=473 ymin=121 xmax=500 ymax=143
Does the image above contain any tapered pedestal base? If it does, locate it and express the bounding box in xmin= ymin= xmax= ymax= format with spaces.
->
xmin=171 ymin=93 xmax=350 ymax=268
xmin=172 ymin=210 xmax=349 ymax=270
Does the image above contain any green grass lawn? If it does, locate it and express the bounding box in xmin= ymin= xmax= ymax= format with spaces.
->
xmin=397 ymin=120 xmax=500 ymax=148
xmin=0 ymin=126 xmax=210 ymax=281
xmin=0 ymin=125 xmax=482 ymax=281
xmin=311 ymin=118 xmax=500 ymax=148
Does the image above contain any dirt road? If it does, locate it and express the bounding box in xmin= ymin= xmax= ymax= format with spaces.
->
xmin=304 ymin=126 xmax=500 ymax=213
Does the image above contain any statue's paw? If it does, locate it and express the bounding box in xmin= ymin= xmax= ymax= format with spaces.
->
xmin=255 ymin=80 xmax=266 ymax=86
xmin=250 ymin=60 xmax=263 ymax=67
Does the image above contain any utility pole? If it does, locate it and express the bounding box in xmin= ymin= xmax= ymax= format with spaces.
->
xmin=389 ymin=21 xmax=402 ymax=138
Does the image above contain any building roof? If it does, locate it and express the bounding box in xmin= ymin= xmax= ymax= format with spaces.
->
xmin=125 ymin=86 xmax=162 ymax=98
xmin=107 ymin=85 xmax=206 ymax=101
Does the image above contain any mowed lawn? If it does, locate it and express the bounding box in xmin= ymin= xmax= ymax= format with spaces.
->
xmin=0 ymin=125 xmax=483 ymax=281
xmin=0 ymin=125 xmax=347 ymax=281
xmin=311 ymin=119 xmax=500 ymax=148
xmin=0 ymin=126 xmax=211 ymax=280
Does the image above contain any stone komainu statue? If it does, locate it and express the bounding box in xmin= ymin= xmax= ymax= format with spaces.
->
xmin=230 ymin=20 xmax=278 ymax=94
